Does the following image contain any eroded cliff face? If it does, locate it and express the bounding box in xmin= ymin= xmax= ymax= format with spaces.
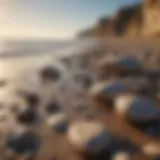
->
xmin=94 ymin=4 xmax=143 ymax=37
xmin=78 ymin=0 xmax=160 ymax=38
xmin=143 ymin=0 xmax=160 ymax=36
xmin=114 ymin=4 xmax=142 ymax=36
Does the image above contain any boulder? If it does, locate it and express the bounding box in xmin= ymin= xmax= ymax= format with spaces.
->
xmin=67 ymin=121 xmax=111 ymax=153
xmin=39 ymin=62 xmax=67 ymax=84
xmin=6 ymin=127 xmax=40 ymax=155
xmin=16 ymin=108 xmax=39 ymax=125
xmin=40 ymin=66 xmax=61 ymax=82
xmin=99 ymin=56 xmax=142 ymax=77
xmin=114 ymin=94 xmax=159 ymax=124
xmin=90 ymin=80 xmax=127 ymax=108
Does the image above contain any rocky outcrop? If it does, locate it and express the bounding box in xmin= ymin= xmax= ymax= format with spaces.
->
xmin=114 ymin=4 xmax=142 ymax=36
xmin=78 ymin=0 xmax=160 ymax=38
xmin=143 ymin=0 xmax=160 ymax=36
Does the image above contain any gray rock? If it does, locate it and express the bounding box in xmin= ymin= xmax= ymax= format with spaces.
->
xmin=90 ymin=80 xmax=127 ymax=107
xmin=67 ymin=121 xmax=111 ymax=153
xmin=114 ymin=94 xmax=159 ymax=123
xmin=46 ymin=113 xmax=68 ymax=133
xmin=16 ymin=108 xmax=39 ymax=125
xmin=6 ymin=128 xmax=40 ymax=155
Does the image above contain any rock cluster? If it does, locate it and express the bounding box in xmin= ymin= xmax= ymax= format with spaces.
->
xmin=0 ymin=47 xmax=160 ymax=160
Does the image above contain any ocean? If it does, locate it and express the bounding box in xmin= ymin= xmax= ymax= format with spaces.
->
xmin=0 ymin=38 xmax=98 ymax=81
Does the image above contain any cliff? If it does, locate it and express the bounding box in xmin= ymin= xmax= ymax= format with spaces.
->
xmin=143 ymin=0 xmax=160 ymax=36
xmin=114 ymin=4 xmax=142 ymax=36
xmin=78 ymin=0 xmax=160 ymax=38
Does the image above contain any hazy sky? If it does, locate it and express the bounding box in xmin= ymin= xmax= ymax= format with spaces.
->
xmin=0 ymin=0 xmax=141 ymax=39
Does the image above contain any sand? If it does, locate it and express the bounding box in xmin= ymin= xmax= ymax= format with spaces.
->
xmin=0 ymin=38 xmax=160 ymax=160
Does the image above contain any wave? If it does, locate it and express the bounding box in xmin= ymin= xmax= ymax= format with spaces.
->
xmin=0 ymin=38 xmax=98 ymax=59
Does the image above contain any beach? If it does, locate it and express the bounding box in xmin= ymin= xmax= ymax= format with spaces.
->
xmin=0 ymin=38 xmax=160 ymax=160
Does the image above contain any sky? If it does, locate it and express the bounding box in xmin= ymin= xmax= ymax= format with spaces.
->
xmin=0 ymin=0 xmax=141 ymax=40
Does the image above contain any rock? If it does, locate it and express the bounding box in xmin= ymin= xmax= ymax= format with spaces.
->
xmin=45 ymin=101 xmax=61 ymax=114
xmin=17 ymin=108 xmax=39 ymax=125
xmin=67 ymin=121 xmax=111 ymax=153
xmin=112 ymin=152 xmax=132 ymax=160
xmin=73 ymin=70 xmax=93 ymax=89
xmin=16 ymin=84 xmax=39 ymax=107
xmin=115 ymin=57 xmax=142 ymax=74
xmin=155 ymin=156 xmax=160 ymax=160
xmin=99 ymin=56 xmax=142 ymax=76
xmin=98 ymin=55 xmax=118 ymax=73
xmin=114 ymin=94 xmax=159 ymax=123
xmin=39 ymin=62 xmax=67 ymax=84
xmin=142 ymin=143 xmax=160 ymax=156
xmin=143 ymin=0 xmax=160 ymax=36
xmin=38 ymin=97 xmax=62 ymax=118
xmin=6 ymin=127 xmax=40 ymax=155
xmin=23 ymin=93 xmax=39 ymax=107
xmin=90 ymin=80 xmax=127 ymax=108
xmin=40 ymin=66 xmax=61 ymax=82
xmin=81 ymin=0 xmax=160 ymax=37
xmin=124 ymin=78 xmax=152 ymax=96
xmin=145 ymin=124 xmax=160 ymax=137
xmin=46 ymin=113 xmax=68 ymax=133
xmin=143 ymin=69 xmax=160 ymax=81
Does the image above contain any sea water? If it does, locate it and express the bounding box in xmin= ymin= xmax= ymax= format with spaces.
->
xmin=0 ymin=38 xmax=98 ymax=81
